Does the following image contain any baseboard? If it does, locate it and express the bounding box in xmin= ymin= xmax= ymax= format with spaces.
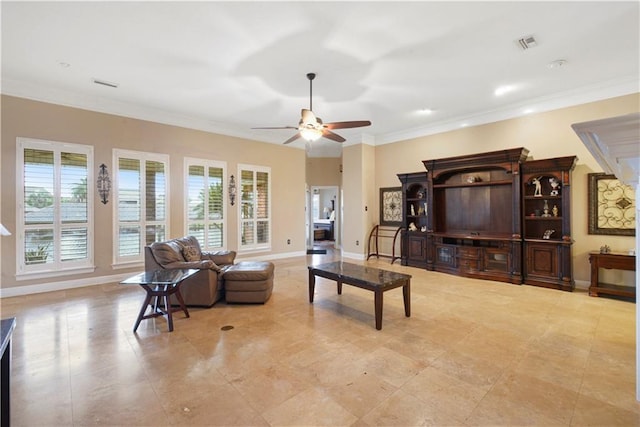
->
xmin=1 ymin=250 xmax=308 ymax=298
xmin=0 ymin=272 xmax=134 ymax=298
xmin=0 ymin=252 xmax=594 ymax=298
xmin=342 ymin=251 xmax=365 ymax=261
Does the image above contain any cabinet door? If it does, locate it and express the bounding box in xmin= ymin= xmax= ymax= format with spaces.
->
xmin=483 ymin=248 xmax=510 ymax=273
xmin=434 ymin=244 xmax=456 ymax=268
xmin=525 ymin=243 xmax=558 ymax=278
xmin=407 ymin=234 xmax=427 ymax=261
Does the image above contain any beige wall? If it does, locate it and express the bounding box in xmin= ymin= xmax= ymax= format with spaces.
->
xmin=341 ymin=143 xmax=376 ymax=257
xmin=1 ymin=92 xmax=637 ymax=292
xmin=1 ymin=95 xmax=306 ymax=291
xmin=306 ymin=157 xmax=342 ymax=186
xmin=363 ymin=143 xmax=376 ymax=255
xmin=374 ymin=93 xmax=639 ymax=285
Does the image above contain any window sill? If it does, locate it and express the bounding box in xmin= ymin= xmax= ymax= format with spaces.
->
xmin=112 ymin=261 xmax=144 ymax=270
xmin=16 ymin=265 xmax=96 ymax=281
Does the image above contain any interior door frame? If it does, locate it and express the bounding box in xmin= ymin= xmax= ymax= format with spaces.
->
xmin=308 ymin=185 xmax=340 ymax=249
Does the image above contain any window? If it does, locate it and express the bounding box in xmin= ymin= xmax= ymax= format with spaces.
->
xmin=238 ymin=164 xmax=271 ymax=252
xmin=113 ymin=149 xmax=169 ymax=266
xmin=16 ymin=138 xmax=94 ymax=278
xmin=185 ymin=158 xmax=226 ymax=250
xmin=312 ymin=193 xmax=320 ymax=219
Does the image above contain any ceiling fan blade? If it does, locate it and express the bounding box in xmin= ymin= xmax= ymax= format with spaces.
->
xmin=324 ymin=120 xmax=371 ymax=130
xmin=321 ymin=129 xmax=346 ymax=143
xmin=283 ymin=133 xmax=302 ymax=145
xmin=252 ymin=126 xmax=298 ymax=130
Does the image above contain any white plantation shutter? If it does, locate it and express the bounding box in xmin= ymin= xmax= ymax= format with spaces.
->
xmin=117 ymin=157 xmax=141 ymax=258
xmin=17 ymin=138 xmax=93 ymax=277
xmin=238 ymin=164 xmax=270 ymax=251
xmin=185 ymin=159 xmax=226 ymax=250
xmin=114 ymin=150 xmax=169 ymax=265
xmin=256 ymin=171 xmax=269 ymax=244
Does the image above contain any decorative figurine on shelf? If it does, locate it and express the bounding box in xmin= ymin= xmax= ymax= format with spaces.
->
xmin=552 ymin=205 xmax=558 ymax=217
xmin=532 ymin=176 xmax=543 ymax=197
xmin=421 ymin=226 xmax=427 ymax=232
xmin=549 ymin=177 xmax=561 ymax=196
xmin=410 ymin=205 xmax=416 ymax=216
xmin=542 ymin=229 xmax=555 ymax=239
xmin=409 ymin=222 xmax=418 ymax=231
xmin=418 ymin=206 xmax=424 ymax=215
xmin=600 ymin=245 xmax=611 ymax=254
xmin=541 ymin=200 xmax=551 ymax=217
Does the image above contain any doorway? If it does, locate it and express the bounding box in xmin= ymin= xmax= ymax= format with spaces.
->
xmin=308 ymin=186 xmax=339 ymax=251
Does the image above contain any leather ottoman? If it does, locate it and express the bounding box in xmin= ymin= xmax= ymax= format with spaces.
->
xmin=223 ymin=261 xmax=274 ymax=303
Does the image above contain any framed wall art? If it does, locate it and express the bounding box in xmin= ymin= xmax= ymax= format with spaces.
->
xmin=588 ymin=173 xmax=635 ymax=236
xmin=380 ymin=187 xmax=403 ymax=226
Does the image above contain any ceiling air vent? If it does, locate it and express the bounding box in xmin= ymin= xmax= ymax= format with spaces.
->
xmin=93 ymin=78 xmax=118 ymax=88
xmin=516 ymin=35 xmax=538 ymax=50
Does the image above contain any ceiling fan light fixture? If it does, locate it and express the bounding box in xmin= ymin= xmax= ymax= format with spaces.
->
xmin=300 ymin=127 xmax=323 ymax=141
xmin=252 ymin=73 xmax=371 ymax=144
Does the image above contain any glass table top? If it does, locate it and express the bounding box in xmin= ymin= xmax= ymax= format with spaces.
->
xmin=120 ymin=269 xmax=199 ymax=286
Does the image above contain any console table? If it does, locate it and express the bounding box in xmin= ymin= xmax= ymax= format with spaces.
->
xmin=588 ymin=252 xmax=636 ymax=298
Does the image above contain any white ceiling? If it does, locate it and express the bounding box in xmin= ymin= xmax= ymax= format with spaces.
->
xmin=2 ymin=1 xmax=639 ymax=157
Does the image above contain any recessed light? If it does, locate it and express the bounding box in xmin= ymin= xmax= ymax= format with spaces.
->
xmin=417 ymin=108 xmax=434 ymax=115
xmin=547 ymin=59 xmax=567 ymax=69
xmin=494 ymin=85 xmax=517 ymax=97
xmin=58 ymin=62 xmax=70 ymax=68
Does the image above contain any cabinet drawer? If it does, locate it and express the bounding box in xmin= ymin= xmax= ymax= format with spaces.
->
xmin=459 ymin=259 xmax=479 ymax=271
xmin=458 ymin=247 xmax=480 ymax=258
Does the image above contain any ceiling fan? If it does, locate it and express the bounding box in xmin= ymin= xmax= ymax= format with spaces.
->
xmin=252 ymin=73 xmax=371 ymax=145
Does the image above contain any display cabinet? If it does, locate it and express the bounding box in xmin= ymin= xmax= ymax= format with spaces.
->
xmin=397 ymin=172 xmax=429 ymax=268
xmin=521 ymin=156 xmax=577 ymax=291
xmin=397 ymin=149 xmax=577 ymax=291
xmin=423 ymin=147 xmax=529 ymax=284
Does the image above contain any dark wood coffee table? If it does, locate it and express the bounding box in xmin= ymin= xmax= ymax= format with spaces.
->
xmin=121 ymin=269 xmax=198 ymax=332
xmin=308 ymin=261 xmax=411 ymax=330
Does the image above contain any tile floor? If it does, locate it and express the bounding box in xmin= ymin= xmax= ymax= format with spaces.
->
xmin=2 ymin=249 xmax=639 ymax=426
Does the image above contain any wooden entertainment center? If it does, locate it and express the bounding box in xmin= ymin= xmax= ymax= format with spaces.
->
xmin=398 ymin=148 xmax=577 ymax=290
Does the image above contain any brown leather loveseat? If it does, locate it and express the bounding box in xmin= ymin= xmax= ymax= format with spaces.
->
xmin=144 ymin=236 xmax=236 ymax=307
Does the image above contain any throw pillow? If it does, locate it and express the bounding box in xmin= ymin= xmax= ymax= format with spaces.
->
xmin=150 ymin=241 xmax=184 ymax=265
xmin=182 ymin=245 xmax=200 ymax=262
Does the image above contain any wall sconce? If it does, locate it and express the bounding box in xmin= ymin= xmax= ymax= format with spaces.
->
xmin=0 ymin=223 xmax=11 ymax=236
xmin=228 ymin=175 xmax=237 ymax=206
xmin=97 ymin=163 xmax=111 ymax=204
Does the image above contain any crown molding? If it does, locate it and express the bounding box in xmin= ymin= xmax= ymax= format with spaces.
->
xmin=3 ymin=75 xmax=638 ymax=151
xmin=376 ymin=75 xmax=640 ymax=145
